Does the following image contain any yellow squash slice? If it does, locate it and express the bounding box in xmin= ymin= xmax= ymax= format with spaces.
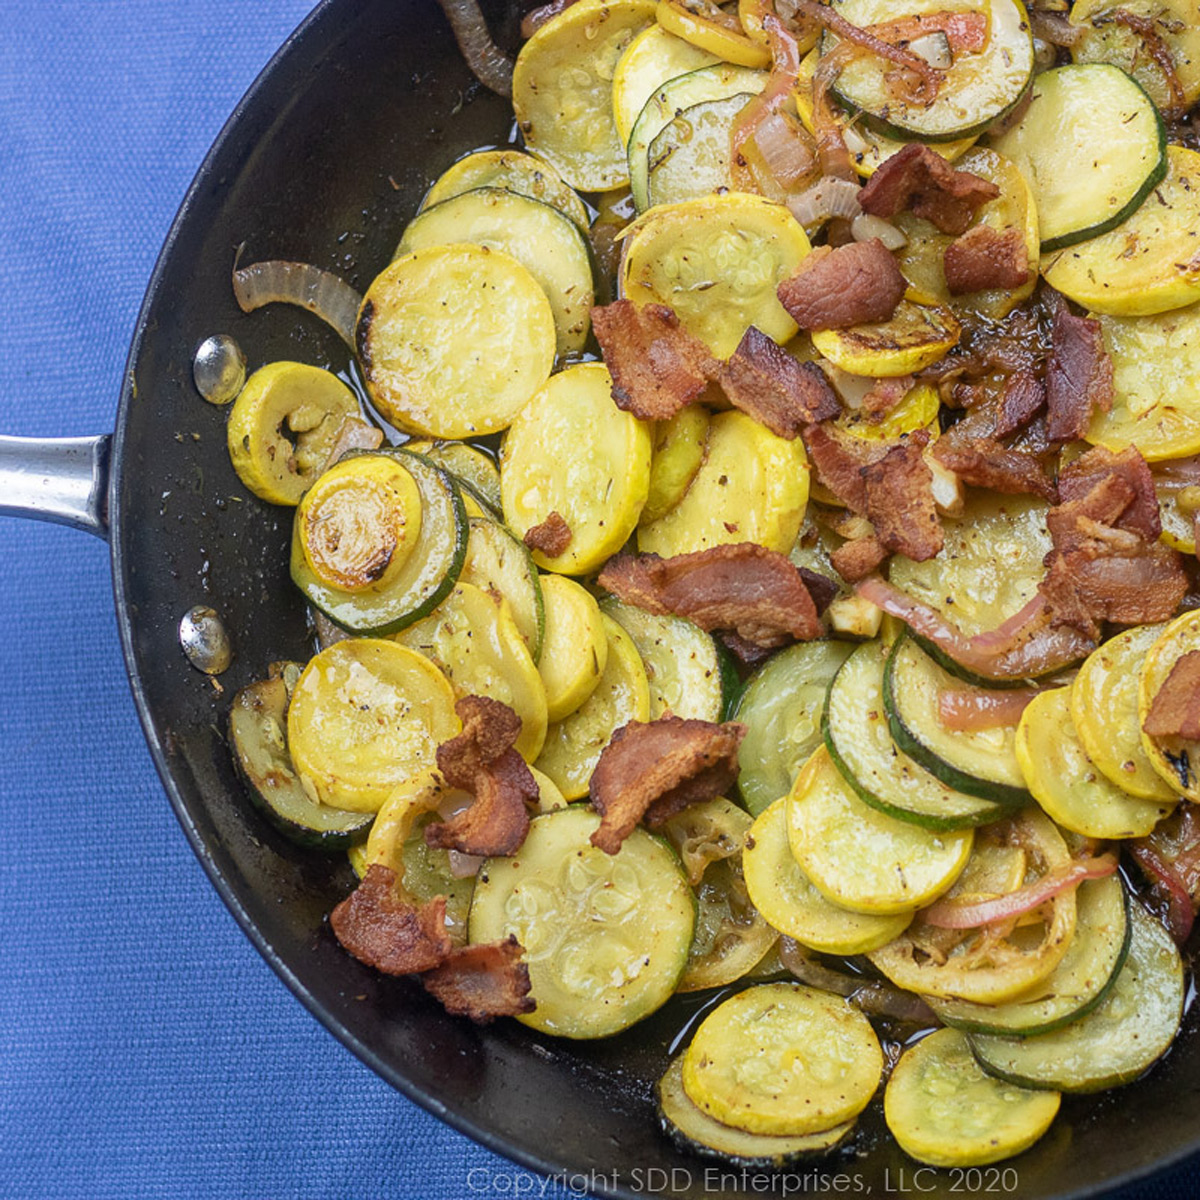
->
xmin=1139 ymin=610 xmax=1200 ymax=799
xmin=643 ymin=405 xmax=711 ymax=523
xmin=656 ymin=0 xmax=770 ymax=67
xmin=812 ymin=301 xmax=961 ymax=377
xmin=612 ymin=24 xmax=718 ymax=147
xmin=537 ymin=574 xmax=609 ymax=723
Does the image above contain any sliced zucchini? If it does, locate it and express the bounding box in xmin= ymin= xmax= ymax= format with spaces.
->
xmin=391 ymin=581 xmax=549 ymax=762
xmin=512 ymin=0 xmax=658 ymax=192
xmin=1043 ymin=147 xmax=1200 ymax=317
xmin=621 ymin=192 xmax=810 ymax=356
xmin=357 ymin=244 xmax=555 ymax=438
xmin=1017 ymin=688 xmax=1173 ymax=839
xmin=646 ymin=93 xmax=756 ymax=209
xmin=402 ymin=439 xmax=502 ymax=514
xmin=291 ymin=448 xmax=468 ymax=636
xmin=637 ymin=410 xmax=810 ymax=557
xmin=826 ymin=641 xmax=1010 ymax=830
xmin=657 ymin=1054 xmax=854 ymax=1168
xmin=743 ymin=798 xmax=912 ymax=954
xmin=457 ymin=515 xmax=544 ymax=661
xmin=468 ymin=806 xmax=694 ymax=1037
xmin=396 ymin=187 xmax=594 ymax=356
xmin=970 ymin=900 xmax=1185 ymax=1092
xmin=226 ymin=362 xmax=361 ymax=505
xmin=884 ymin=635 xmax=1029 ymax=808
xmin=1070 ymin=624 xmax=1177 ymax=802
xmin=534 ymin=613 xmax=651 ymax=800
xmin=885 ymin=1029 xmax=1060 ymax=1168
xmin=811 ymin=301 xmax=960 ymax=377
xmin=612 ymin=24 xmax=719 ymax=148
xmin=286 ymin=639 xmax=460 ymax=812
xmin=602 ymin=597 xmax=732 ymax=722
xmin=1084 ymin=300 xmax=1200 ymax=461
xmin=537 ymin=574 xmax=608 ymax=723
xmin=787 ymin=745 xmax=972 ymax=915
xmin=419 ymin=148 xmax=590 ymax=233
xmin=681 ymin=982 xmax=883 ymax=1135
xmin=501 ymin=362 xmax=652 ymax=575
xmin=643 ymin=405 xmax=710 ymax=524
xmin=734 ymin=639 xmax=854 ymax=817
xmin=928 ymin=875 xmax=1131 ymax=1039
xmin=1139 ymin=610 xmax=1200 ymax=799
xmin=655 ymin=0 xmax=771 ymax=69
xmin=825 ymin=0 xmax=1034 ymax=142
xmin=229 ymin=673 xmax=373 ymax=849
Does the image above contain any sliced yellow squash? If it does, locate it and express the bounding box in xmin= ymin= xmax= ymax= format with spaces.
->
xmin=643 ymin=405 xmax=710 ymax=523
xmin=656 ymin=0 xmax=770 ymax=67
xmin=812 ymin=301 xmax=961 ymax=377
xmin=1139 ymin=610 xmax=1200 ymax=799
xmin=612 ymin=24 xmax=718 ymax=147
xmin=537 ymin=574 xmax=609 ymax=723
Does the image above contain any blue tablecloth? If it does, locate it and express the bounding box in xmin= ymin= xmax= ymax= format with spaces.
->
xmin=0 ymin=3 xmax=1197 ymax=1198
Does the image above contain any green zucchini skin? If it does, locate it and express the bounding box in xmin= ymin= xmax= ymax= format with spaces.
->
xmin=883 ymin=635 xmax=1030 ymax=809
xmin=291 ymin=448 xmax=469 ymax=637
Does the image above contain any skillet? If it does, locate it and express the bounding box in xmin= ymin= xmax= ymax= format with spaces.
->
xmin=3 ymin=0 xmax=1200 ymax=1195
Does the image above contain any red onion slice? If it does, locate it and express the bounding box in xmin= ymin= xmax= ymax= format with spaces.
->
xmin=233 ymin=259 xmax=361 ymax=350
xmin=438 ymin=0 xmax=515 ymax=96
xmin=1130 ymin=842 xmax=1196 ymax=944
xmin=937 ymin=686 xmax=1040 ymax=732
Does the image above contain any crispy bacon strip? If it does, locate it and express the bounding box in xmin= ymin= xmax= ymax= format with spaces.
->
xmin=932 ymin=437 xmax=1057 ymax=503
xmin=777 ymin=239 xmax=907 ymax=331
xmin=1144 ymin=651 xmax=1200 ymax=741
xmin=717 ymin=326 xmax=841 ymax=437
xmin=831 ymin=534 xmax=888 ymax=582
xmin=995 ymin=370 xmax=1047 ymax=439
xmin=420 ymin=935 xmax=535 ymax=1023
xmin=588 ymin=716 xmax=746 ymax=853
xmin=591 ymin=300 xmax=717 ymax=420
xmin=1044 ymin=295 xmax=1114 ymax=442
xmin=943 ymin=226 xmax=1031 ymax=296
xmin=330 ymin=864 xmax=452 ymax=975
xmin=425 ymin=696 xmax=537 ymax=857
xmin=861 ymin=375 xmax=912 ymax=420
xmin=858 ymin=143 xmax=1000 ymax=235
xmin=523 ymin=511 xmax=572 ymax=558
xmin=598 ymin=543 xmax=822 ymax=646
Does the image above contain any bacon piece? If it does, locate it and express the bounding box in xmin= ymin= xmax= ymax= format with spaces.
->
xmin=858 ymin=143 xmax=1001 ymax=236
xmin=995 ymin=370 xmax=1046 ymax=438
xmin=523 ymin=511 xmax=572 ymax=557
xmin=717 ymin=326 xmax=841 ymax=436
xmin=1058 ymin=444 xmax=1160 ymax=541
xmin=1144 ymin=652 xmax=1200 ymax=741
xmin=777 ymin=240 xmax=907 ymax=331
xmin=591 ymin=299 xmax=717 ymax=420
xmin=597 ymin=543 xmax=822 ymax=646
xmin=330 ymin=864 xmax=452 ymax=975
xmin=718 ymin=631 xmax=781 ymax=667
xmin=943 ymin=226 xmax=1031 ymax=296
xmin=1044 ymin=297 xmax=1114 ymax=443
xmin=860 ymin=375 xmax=912 ymax=420
xmin=588 ymin=716 xmax=746 ymax=853
xmin=932 ymin=437 xmax=1057 ymax=503
xmin=797 ymin=565 xmax=840 ymax=615
xmin=803 ymin=422 xmax=881 ymax=512
xmin=831 ymin=534 xmax=888 ymax=582
xmin=420 ymin=935 xmax=535 ymax=1023
xmin=425 ymin=696 xmax=537 ymax=857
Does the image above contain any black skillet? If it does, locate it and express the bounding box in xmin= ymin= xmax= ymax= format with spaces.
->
xmin=3 ymin=0 xmax=1200 ymax=1194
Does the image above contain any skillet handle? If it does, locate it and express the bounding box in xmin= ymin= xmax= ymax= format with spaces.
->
xmin=0 ymin=434 xmax=111 ymax=540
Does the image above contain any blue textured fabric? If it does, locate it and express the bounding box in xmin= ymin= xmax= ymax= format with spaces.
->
xmin=0 ymin=3 xmax=1197 ymax=1198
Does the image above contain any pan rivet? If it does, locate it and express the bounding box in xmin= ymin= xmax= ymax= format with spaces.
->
xmin=179 ymin=605 xmax=233 ymax=674
xmin=193 ymin=334 xmax=246 ymax=405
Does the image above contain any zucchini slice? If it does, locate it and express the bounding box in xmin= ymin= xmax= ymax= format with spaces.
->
xmin=970 ymin=900 xmax=1185 ymax=1093
xmin=885 ymin=1029 xmax=1060 ymax=1168
xmin=637 ymin=410 xmax=810 ymax=558
xmin=743 ymin=798 xmax=912 ymax=954
xmin=1043 ymin=147 xmax=1200 ymax=318
xmin=418 ymin=148 xmax=590 ymax=233
xmin=458 ymin=515 xmax=545 ymax=660
xmin=291 ymin=449 xmax=468 ymax=636
xmin=601 ymin=598 xmax=732 ymax=722
xmin=467 ymin=806 xmax=695 ymax=1038
xmin=1017 ymin=688 xmax=1173 ymax=839
xmin=992 ymin=63 xmax=1165 ymax=252
xmin=537 ymin=575 xmax=608 ymax=723
xmin=646 ymin=93 xmax=757 ymax=210
xmin=286 ymin=639 xmax=460 ymax=812
xmin=826 ymin=641 xmax=1010 ymax=830
xmin=512 ymin=0 xmax=658 ymax=192
xmin=534 ymin=613 xmax=651 ymax=799
xmin=928 ymin=875 xmax=1131 ymax=1039
xmin=229 ymin=672 xmax=374 ymax=849
xmin=884 ymin=635 xmax=1029 ymax=808
xmin=1139 ymin=611 xmax=1200 ymax=799
xmin=402 ymin=439 xmax=501 ymax=514
xmin=824 ymin=0 xmax=1034 ymax=142
xmin=501 ymin=362 xmax=652 ymax=575
xmin=734 ymin=639 xmax=854 ymax=817
xmin=627 ymin=63 xmax=766 ymax=212
xmin=811 ymin=301 xmax=960 ymax=377
xmin=681 ymin=982 xmax=883 ymax=1136
xmin=621 ymin=192 xmax=810 ymax=357
xmin=643 ymin=405 xmax=711 ymax=524
xmin=657 ymin=1054 xmax=854 ymax=1167
xmin=612 ymin=24 xmax=719 ymax=148
xmin=396 ymin=187 xmax=594 ymax=356
xmin=787 ymin=745 xmax=972 ymax=915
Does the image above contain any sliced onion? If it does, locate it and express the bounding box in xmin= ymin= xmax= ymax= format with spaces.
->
xmin=448 ymin=849 xmax=485 ymax=878
xmin=232 ymin=258 xmax=362 ymax=350
xmin=729 ymin=17 xmax=804 ymax=193
xmin=787 ymin=176 xmax=862 ymax=228
xmin=908 ymin=31 xmax=952 ymax=70
xmin=753 ymin=112 xmax=817 ymax=190
xmin=1030 ymin=10 xmax=1082 ymax=49
xmin=437 ymin=0 xmax=514 ymax=96
xmin=521 ymin=0 xmax=578 ymax=38
xmin=921 ymin=854 xmax=1118 ymax=930
xmin=937 ymin=686 xmax=1040 ymax=732
xmin=851 ymin=212 xmax=907 ymax=250
xmin=1131 ymin=842 xmax=1196 ymax=944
